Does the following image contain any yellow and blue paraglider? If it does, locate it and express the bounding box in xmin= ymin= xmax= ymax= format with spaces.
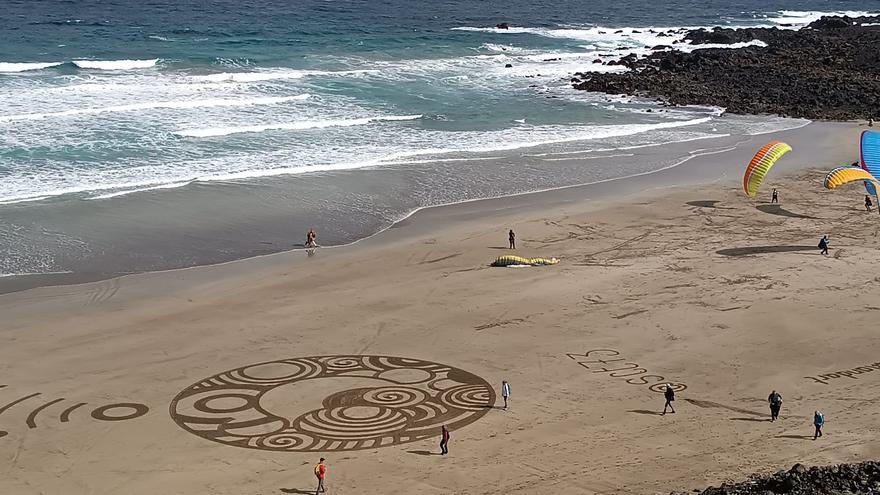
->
xmin=743 ymin=141 xmax=792 ymax=197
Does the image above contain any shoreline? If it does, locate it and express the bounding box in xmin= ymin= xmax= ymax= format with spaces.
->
xmin=3 ymin=117 xmax=880 ymax=494
xmin=0 ymin=119 xmax=861 ymax=296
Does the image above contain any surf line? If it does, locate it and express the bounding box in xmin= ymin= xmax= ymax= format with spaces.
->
xmin=566 ymin=348 xmax=687 ymax=393
xmin=805 ymin=362 xmax=880 ymax=385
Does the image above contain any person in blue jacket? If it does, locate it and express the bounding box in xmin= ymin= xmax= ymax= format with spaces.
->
xmin=813 ymin=410 xmax=825 ymax=440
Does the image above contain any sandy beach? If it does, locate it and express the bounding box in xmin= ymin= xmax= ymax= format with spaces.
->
xmin=2 ymin=121 xmax=880 ymax=494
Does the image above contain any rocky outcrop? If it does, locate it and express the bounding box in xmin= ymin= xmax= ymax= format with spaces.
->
xmin=672 ymin=462 xmax=880 ymax=495
xmin=572 ymin=16 xmax=880 ymax=120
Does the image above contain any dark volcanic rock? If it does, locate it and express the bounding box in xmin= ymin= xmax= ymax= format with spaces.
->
xmin=671 ymin=461 xmax=880 ymax=495
xmin=573 ymin=15 xmax=880 ymax=120
xmin=495 ymin=22 xmax=510 ymax=29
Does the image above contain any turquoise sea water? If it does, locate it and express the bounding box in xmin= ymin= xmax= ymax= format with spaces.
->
xmin=0 ymin=1 xmax=877 ymax=278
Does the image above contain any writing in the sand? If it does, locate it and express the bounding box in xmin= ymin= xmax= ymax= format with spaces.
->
xmin=566 ymin=349 xmax=687 ymax=393
xmin=805 ymin=361 xmax=880 ymax=385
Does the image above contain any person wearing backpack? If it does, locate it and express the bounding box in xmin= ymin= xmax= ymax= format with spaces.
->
xmin=768 ymin=390 xmax=782 ymax=422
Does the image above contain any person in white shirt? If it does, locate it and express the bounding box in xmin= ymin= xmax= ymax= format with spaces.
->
xmin=501 ymin=380 xmax=511 ymax=410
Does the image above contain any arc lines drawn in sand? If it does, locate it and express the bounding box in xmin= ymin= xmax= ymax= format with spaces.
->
xmin=170 ymin=355 xmax=495 ymax=452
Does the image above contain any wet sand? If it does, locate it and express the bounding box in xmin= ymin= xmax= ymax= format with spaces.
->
xmin=2 ymin=122 xmax=880 ymax=494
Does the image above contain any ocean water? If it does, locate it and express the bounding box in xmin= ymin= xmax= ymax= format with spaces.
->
xmin=0 ymin=0 xmax=877 ymax=279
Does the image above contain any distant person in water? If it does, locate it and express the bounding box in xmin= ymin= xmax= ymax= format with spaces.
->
xmin=662 ymin=384 xmax=676 ymax=415
xmin=771 ymin=188 xmax=778 ymax=204
xmin=439 ymin=425 xmax=450 ymax=455
xmin=501 ymin=380 xmax=512 ymax=410
xmin=509 ymin=229 xmax=516 ymax=249
xmin=813 ymin=411 xmax=825 ymax=440
xmin=818 ymin=235 xmax=829 ymax=256
xmin=768 ymin=390 xmax=782 ymax=422
xmin=866 ymin=195 xmax=873 ymax=212
xmin=306 ymin=228 xmax=317 ymax=248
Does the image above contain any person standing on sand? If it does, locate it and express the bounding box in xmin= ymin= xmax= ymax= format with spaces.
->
xmin=440 ymin=425 xmax=450 ymax=455
xmin=866 ymin=195 xmax=873 ymax=212
xmin=768 ymin=390 xmax=782 ymax=422
xmin=813 ymin=411 xmax=825 ymax=440
xmin=306 ymin=228 xmax=317 ymax=248
xmin=314 ymin=458 xmax=326 ymax=494
xmin=501 ymin=380 xmax=512 ymax=410
xmin=509 ymin=229 xmax=516 ymax=249
xmin=818 ymin=235 xmax=829 ymax=256
xmin=662 ymin=384 xmax=676 ymax=415
xmin=771 ymin=188 xmax=778 ymax=204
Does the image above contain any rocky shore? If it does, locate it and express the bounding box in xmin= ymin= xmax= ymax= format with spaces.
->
xmin=674 ymin=462 xmax=880 ymax=495
xmin=572 ymin=16 xmax=880 ymax=120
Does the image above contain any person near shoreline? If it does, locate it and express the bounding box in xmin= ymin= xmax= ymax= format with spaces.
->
xmin=818 ymin=235 xmax=829 ymax=256
xmin=314 ymin=458 xmax=327 ymax=494
xmin=440 ymin=425 xmax=450 ymax=455
xmin=866 ymin=195 xmax=873 ymax=212
xmin=813 ymin=411 xmax=825 ymax=440
xmin=501 ymin=380 xmax=512 ymax=410
xmin=662 ymin=384 xmax=676 ymax=415
xmin=771 ymin=188 xmax=778 ymax=204
xmin=509 ymin=229 xmax=516 ymax=249
xmin=306 ymin=228 xmax=317 ymax=248
xmin=768 ymin=390 xmax=782 ymax=422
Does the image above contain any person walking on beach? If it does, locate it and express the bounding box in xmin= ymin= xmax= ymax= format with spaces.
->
xmin=314 ymin=458 xmax=327 ymax=494
xmin=306 ymin=228 xmax=317 ymax=248
xmin=501 ymin=380 xmax=512 ymax=410
xmin=662 ymin=384 xmax=676 ymax=415
xmin=771 ymin=188 xmax=778 ymax=204
xmin=439 ymin=425 xmax=450 ymax=455
xmin=509 ymin=229 xmax=516 ymax=249
xmin=866 ymin=195 xmax=873 ymax=212
xmin=818 ymin=235 xmax=829 ymax=256
xmin=768 ymin=390 xmax=782 ymax=422
xmin=813 ymin=411 xmax=825 ymax=440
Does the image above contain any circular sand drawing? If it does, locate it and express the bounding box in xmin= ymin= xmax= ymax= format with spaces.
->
xmin=170 ymin=355 xmax=495 ymax=452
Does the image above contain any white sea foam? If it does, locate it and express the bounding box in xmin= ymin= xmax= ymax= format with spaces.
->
xmin=191 ymin=69 xmax=379 ymax=83
xmin=763 ymin=10 xmax=877 ymax=27
xmin=22 ymin=94 xmax=310 ymax=119
xmin=174 ymin=114 xmax=423 ymax=138
xmin=72 ymin=59 xmax=159 ymax=70
xmin=89 ymin=180 xmax=195 ymax=200
xmin=0 ymin=95 xmax=310 ymax=122
xmin=0 ymin=62 xmax=64 ymax=73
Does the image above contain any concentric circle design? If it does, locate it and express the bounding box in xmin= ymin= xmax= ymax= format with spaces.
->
xmin=169 ymin=355 xmax=495 ymax=452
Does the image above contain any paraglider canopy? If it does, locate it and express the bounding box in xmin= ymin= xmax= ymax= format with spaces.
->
xmin=823 ymin=166 xmax=878 ymax=190
xmin=860 ymin=130 xmax=880 ymax=178
xmin=743 ymin=141 xmax=792 ymax=197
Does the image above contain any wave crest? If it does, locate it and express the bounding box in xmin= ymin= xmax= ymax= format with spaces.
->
xmin=174 ymin=114 xmax=422 ymax=138
xmin=0 ymin=62 xmax=64 ymax=73
xmin=72 ymin=59 xmax=159 ymax=70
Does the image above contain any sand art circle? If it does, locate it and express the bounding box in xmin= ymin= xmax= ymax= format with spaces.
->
xmin=169 ymin=356 xmax=495 ymax=452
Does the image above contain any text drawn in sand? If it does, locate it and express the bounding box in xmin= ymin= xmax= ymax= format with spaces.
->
xmin=567 ymin=348 xmax=687 ymax=393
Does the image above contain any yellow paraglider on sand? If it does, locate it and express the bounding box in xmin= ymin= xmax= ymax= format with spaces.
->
xmin=823 ymin=166 xmax=878 ymax=190
xmin=743 ymin=141 xmax=792 ymax=197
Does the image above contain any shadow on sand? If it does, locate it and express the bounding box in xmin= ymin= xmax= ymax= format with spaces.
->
xmin=730 ymin=417 xmax=770 ymax=422
xmin=280 ymin=488 xmax=316 ymax=494
xmin=628 ymin=409 xmax=663 ymax=416
xmin=687 ymin=200 xmax=720 ymax=208
xmin=776 ymin=434 xmax=814 ymax=440
xmin=488 ymin=246 xmax=512 ymax=250
xmin=756 ymin=204 xmax=818 ymax=219
xmin=716 ymin=245 xmax=816 ymax=257
xmin=408 ymin=450 xmax=442 ymax=456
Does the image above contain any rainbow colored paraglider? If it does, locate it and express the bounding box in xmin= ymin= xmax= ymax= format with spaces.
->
xmin=823 ymin=166 xmax=878 ymax=190
xmin=860 ymin=130 xmax=880 ymax=178
xmin=743 ymin=141 xmax=792 ymax=197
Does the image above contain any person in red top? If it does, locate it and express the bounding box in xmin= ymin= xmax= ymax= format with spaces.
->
xmin=440 ymin=425 xmax=450 ymax=455
xmin=314 ymin=458 xmax=326 ymax=494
